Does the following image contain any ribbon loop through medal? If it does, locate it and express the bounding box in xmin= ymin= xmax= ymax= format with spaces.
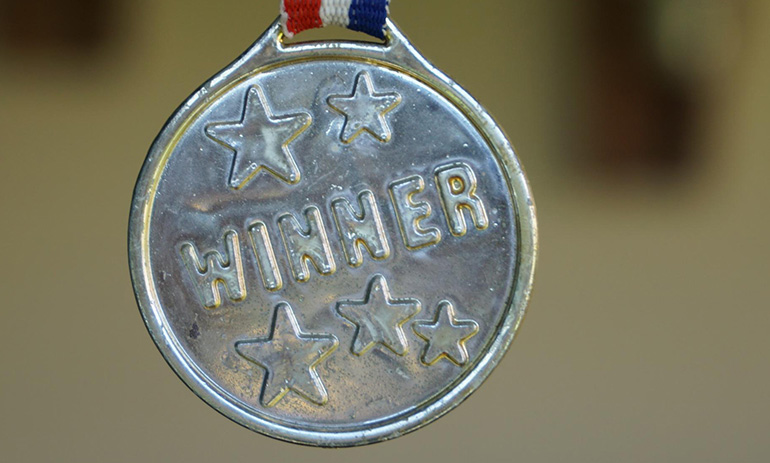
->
xmin=281 ymin=0 xmax=390 ymax=39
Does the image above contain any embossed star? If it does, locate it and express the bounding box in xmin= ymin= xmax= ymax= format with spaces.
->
xmin=206 ymin=85 xmax=311 ymax=190
xmin=235 ymin=303 xmax=338 ymax=407
xmin=327 ymin=71 xmax=402 ymax=143
xmin=336 ymin=275 xmax=421 ymax=356
xmin=413 ymin=301 xmax=479 ymax=366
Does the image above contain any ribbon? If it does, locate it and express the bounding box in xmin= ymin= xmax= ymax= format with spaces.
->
xmin=281 ymin=0 xmax=390 ymax=39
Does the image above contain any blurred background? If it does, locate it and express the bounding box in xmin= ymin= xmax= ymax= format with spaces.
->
xmin=1 ymin=0 xmax=768 ymax=461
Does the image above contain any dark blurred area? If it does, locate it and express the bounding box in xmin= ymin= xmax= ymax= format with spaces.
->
xmin=0 ymin=1 xmax=767 ymax=462
xmin=584 ymin=0 xmax=695 ymax=175
xmin=0 ymin=0 xmax=118 ymax=53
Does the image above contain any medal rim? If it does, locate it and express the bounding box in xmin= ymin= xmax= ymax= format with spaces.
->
xmin=129 ymin=18 xmax=537 ymax=447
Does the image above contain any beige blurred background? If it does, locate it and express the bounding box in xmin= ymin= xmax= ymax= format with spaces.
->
xmin=1 ymin=0 xmax=768 ymax=461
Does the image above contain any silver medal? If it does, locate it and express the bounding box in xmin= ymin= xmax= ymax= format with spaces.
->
xmin=129 ymin=10 xmax=537 ymax=447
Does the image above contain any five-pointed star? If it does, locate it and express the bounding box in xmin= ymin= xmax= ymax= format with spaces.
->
xmin=413 ymin=301 xmax=479 ymax=366
xmin=235 ymin=303 xmax=338 ymax=407
xmin=336 ymin=275 xmax=421 ymax=356
xmin=327 ymin=71 xmax=402 ymax=144
xmin=205 ymin=85 xmax=311 ymax=190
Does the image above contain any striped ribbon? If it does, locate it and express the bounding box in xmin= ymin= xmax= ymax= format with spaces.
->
xmin=281 ymin=0 xmax=390 ymax=39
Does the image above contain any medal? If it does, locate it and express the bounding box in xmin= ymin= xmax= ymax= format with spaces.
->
xmin=129 ymin=1 xmax=537 ymax=447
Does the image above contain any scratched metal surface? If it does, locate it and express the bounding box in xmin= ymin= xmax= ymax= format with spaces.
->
xmin=129 ymin=19 xmax=536 ymax=447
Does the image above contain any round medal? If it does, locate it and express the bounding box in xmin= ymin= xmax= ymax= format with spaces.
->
xmin=130 ymin=4 xmax=536 ymax=447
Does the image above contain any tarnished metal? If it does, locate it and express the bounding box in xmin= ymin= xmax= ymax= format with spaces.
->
xmin=129 ymin=18 xmax=537 ymax=447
